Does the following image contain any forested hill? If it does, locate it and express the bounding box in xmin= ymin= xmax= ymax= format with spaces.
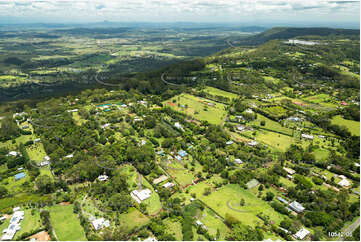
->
xmin=239 ymin=27 xmax=360 ymax=45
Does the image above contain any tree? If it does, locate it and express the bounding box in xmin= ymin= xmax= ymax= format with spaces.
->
xmin=0 ymin=186 xmax=8 ymax=198
xmin=260 ymin=120 xmax=266 ymax=126
xmin=240 ymin=198 xmax=245 ymax=206
xmin=228 ymin=223 xmax=264 ymax=241
xmin=265 ymin=192 xmax=275 ymax=201
xmin=258 ymin=185 xmax=264 ymax=191
xmin=35 ymin=175 xmax=54 ymax=194
xmin=225 ymin=213 xmax=240 ymax=227
xmin=109 ymin=193 xmax=132 ymax=213
xmin=203 ymin=187 xmax=211 ymax=196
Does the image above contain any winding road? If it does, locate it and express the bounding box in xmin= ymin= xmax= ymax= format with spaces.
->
xmin=339 ymin=217 xmax=360 ymax=241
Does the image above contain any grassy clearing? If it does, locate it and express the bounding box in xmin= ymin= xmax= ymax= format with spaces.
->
xmin=200 ymin=184 xmax=285 ymax=227
xmin=203 ymin=86 xmax=238 ymax=100
xmin=26 ymin=142 xmax=47 ymax=161
xmin=0 ymin=170 xmax=31 ymax=194
xmin=0 ymin=193 xmax=51 ymax=211
xmin=15 ymin=209 xmax=43 ymax=239
xmin=48 ymin=204 xmax=87 ymax=241
xmin=250 ymin=114 xmax=293 ymax=135
xmin=72 ymin=112 xmax=86 ymax=125
xmin=118 ymin=207 xmax=150 ymax=232
xmin=331 ymin=115 xmax=360 ymax=136
xmin=199 ymin=208 xmax=229 ymax=240
xmin=256 ymin=131 xmax=295 ymax=152
xmin=164 ymin=93 xmax=227 ymax=125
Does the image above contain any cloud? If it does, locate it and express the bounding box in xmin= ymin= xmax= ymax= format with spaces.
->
xmin=0 ymin=0 xmax=358 ymax=23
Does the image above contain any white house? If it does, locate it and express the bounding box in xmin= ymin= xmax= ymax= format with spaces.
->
xmin=338 ymin=179 xmax=351 ymax=188
xmin=234 ymin=158 xmax=243 ymax=164
xmin=283 ymin=167 xmax=296 ymax=175
xmin=248 ymin=141 xmax=258 ymax=146
xmin=236 ymin=125 xmax=245 ymax=131
xmin=39 ymin=161 xmax=50 ymax=167
xmin=98 ymin=175 xmax=109 ymax=182
xmin=301 ymin=134 xmax=314 ymax=140
xmin=174 ymin=122 xmax=183 ymax=130
xmin=131 ymin=189 xmax=152 ymax=204
xmin=65 ymin=154 xmax=74 ymax=159
xmin=44 ymin=156 xmax=50 ymax=161
xmin=226 ymin=140 xmax=234 ymax=145
xmin=163 ymin=182 xmax=174 ymax=189
xmin=34 ymin=138 xmax=41 ymax=143
xmin=294 ymin=227 xmax=310 ymax=240
xmin=7 ymin=151 xmax=20 ymax=157
xmin=91 ymin=218 xmax=110 ymax=231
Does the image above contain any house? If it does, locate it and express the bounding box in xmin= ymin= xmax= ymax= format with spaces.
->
xmin=236 ymin=125 xmax=245 ymax=131
xmin=288 ymin=201 xmax=305 ymax=213
xmin=140 ymin=140 xmax=147 ymax=146
xmin=65 ymin=154 xmax=73 ymax=158
xmin=338 ymin=178 xmax=351 ymax=188
xmin=101 ymin=123 xmax=111 ymax=129
xmin=175 ymin=155 xmax=182 ymax=161
xmin=39 ymin=161 xmax=49 ymax=167
xmin=163 ymin=182 xmax=174 ymax=189
xmin=178 ymin=150 xmax=187 ymax=157
xmin=195 ymin=220 xmax=203 ymax=226
xmin=14 ymin=172 xmax=26 ymax=181
xmin=234 ymin=158 xmax=243 ymax=164
xmin=294 ymin=227 xmax=310 ymax=240
xmin=283 ymin=167 xmax=296 ymax=175
xmin=156 ymin=150 xmax=165 ymax=156
xmin=130 ymin=189 xmax=152 ymax=204
xmin=245 ymin=108 xmax=253 ymax=114
xmin=98 ymin=175 xmax=108 ymax=181
xmin=144 ymin=237 xmax=158 ymax=242
xmin=287 ymin=175 xmax=293 ymax=179
xmin=91 ymin=218 xmax=110 ymax=231
xmin=44 ymin=156 xmax=50 ymax=161
xmin=153 ymin=175 xmax=168 ymax=185
xmin=301 ymin=134 xmax=314 ymax=140
xmin=67 ymin=109 xmax=78 ymax=113
xmin=34 ymin=138 xmax=41 ymax=143
xmin=7 ymin=151 xmax=20 ymax=157
xmin=277 ymin=197 xmax=289 ymax=205
xmin=1 ymin=210 xmax=24 ymax=240
xmin=174 ymin=122 xmax=183 ymax=130
xmin=247 ymin=141 xmax=258 ymax=146
xmin=226 ymin=140 xmax=234 ymax=145
xmin=0 ymin=216 xmax=6 ymax=222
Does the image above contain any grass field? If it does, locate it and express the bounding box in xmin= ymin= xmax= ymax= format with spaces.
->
xmin=0 ymin=170 xmax=31 ymax=194
xmin=203 ymin=86 xmax=238 ymax=100
xmin=0 ymin=193 xmax=51 ymax=211
xmin=118 ymin=207 xmax=150 ymax=232
xmin=48 ymin=204 xmax=87 ymax=241
xmin=256 ymin=131 xmax=295 ymax=152
xmin=164 ymin=94 xmax=227 ymax=125
xmin=250 ymin=114 xmax=293 ymax=135
xmin=199 ymin=208 xmax=229 ymax=240
xmin=15 ymin=209 xmax=43 ymax=239
xmin=26 ymin=142 xmax=47 ymax=161
xmin=199 ymin=184 xmax=285 ymax=227
xmin=331 ymin=115 xmax=360 ymax=136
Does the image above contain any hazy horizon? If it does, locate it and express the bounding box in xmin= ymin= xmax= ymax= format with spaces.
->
xmin=0 ymin=0 xmax=359 ymax=29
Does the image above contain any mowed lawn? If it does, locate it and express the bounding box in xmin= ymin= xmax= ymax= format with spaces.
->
xmin=256 ymin=131 xmax=295 ymax=152
xmin=200 ymin=184 xmax=285 ymax=227
xmin=164 ymin=94 xmax=227 ymax=125
xmin=331 ymin=115 xmax=360 ymax=136
xmin=203 ymin=86 xmax=238 ymax=100
xmin=15 ymin=209 xmax=43 ymax=239
xmin=48 ymin=204 xmax=87 ymax=241
xmin=26 ymin=142 xmax=47 ymax=161
xmin=250 ymin=114 xmax=293 ymax=135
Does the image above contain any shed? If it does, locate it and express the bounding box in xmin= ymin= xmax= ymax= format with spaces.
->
xmin=14 ymin=172 xmax=26 ymax=181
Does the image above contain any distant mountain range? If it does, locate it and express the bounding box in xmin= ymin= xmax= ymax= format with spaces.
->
xmin=239 ymin=27 xmax=360 ymax=45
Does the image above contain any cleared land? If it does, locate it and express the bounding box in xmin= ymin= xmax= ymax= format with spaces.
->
xmin=48 ymin=204 xmax=87 ymax=241
xmin=164 ymin=93 xmax=227 ymax=125
xmin=331 ymin=115 xmax=360 ymax=136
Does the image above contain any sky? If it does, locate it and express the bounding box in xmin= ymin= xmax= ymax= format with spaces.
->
xmin=0 ymin=0 xmax=359 ymax=27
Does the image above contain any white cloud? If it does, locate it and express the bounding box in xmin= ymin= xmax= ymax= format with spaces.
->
xmin=0 ymin=0 xmax=359 ymax=23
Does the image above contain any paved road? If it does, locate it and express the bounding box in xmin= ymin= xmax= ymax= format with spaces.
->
xmin=339 ymin=217 xmax=360 ymax=241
